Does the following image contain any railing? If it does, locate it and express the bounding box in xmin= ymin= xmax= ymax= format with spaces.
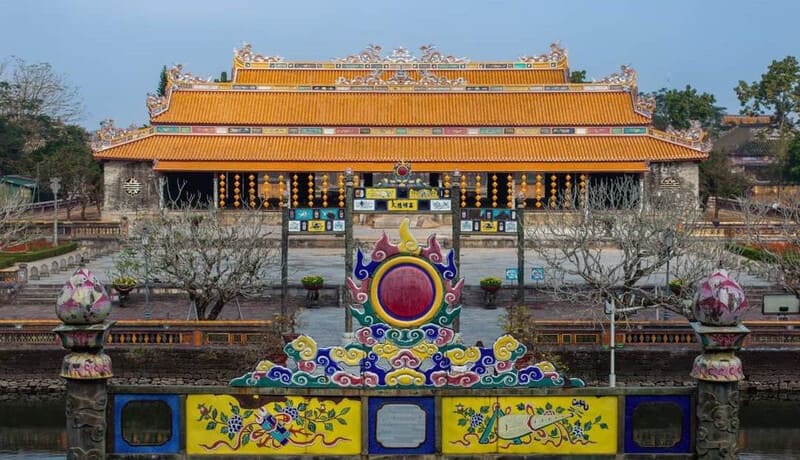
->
xmin=14 ymin=221 xmax=126 ymax=240
xmin=1 ymin=319 xmax=798 ymax=349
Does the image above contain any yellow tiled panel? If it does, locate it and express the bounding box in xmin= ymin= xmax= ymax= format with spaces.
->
xmin=95 ymin=134 xmax=706 ymax=164
xmin=151 ymin=91 xmax=648 ymax=126
xmin=235 ymin=69 xmax=567 ymax=85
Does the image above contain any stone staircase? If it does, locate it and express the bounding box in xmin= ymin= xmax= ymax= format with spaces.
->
xmin=13 ymin=283 xmax=64 ymax=307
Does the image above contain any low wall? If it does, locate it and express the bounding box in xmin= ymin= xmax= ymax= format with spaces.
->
xmin=3 ymin=347 xmax=798 ymax=401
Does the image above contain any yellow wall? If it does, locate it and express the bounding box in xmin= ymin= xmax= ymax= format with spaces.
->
xmin=186 ymin=394 xmax=361 ymax=455
xmin=442 ymin=396 xmax=618 ymax=455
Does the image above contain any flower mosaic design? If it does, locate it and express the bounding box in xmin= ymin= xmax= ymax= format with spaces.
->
xmin=196 ymin=399 xmax=352 ymax=451
xmin=450 ymin=399 xmax=610 ymax=450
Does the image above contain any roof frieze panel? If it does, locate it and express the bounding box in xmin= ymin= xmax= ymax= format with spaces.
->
xmin=94 ymin=123 xmax=708 ymax=153
xmin=92 ymin=133 xmax=709 ymax=164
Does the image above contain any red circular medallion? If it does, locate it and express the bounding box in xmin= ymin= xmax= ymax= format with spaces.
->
xmin=377 ymin=265 xmax=434 ymax=320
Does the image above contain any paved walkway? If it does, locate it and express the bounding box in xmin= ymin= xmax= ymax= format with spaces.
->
xmin=0 ymin=222 xmax=787 ymax=340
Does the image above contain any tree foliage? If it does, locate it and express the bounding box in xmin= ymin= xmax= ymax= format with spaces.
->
xmin=651 ymin=85 xmax=725 ymax=132
xmin=157 ymin=65 xmax=168 ymax=97
xmin=699 ymin=148 xmax=752 ymax=201
xmin=735 ymin=56 xmax=800 ymax=183
xmin=569 ymin=69 xmax=587 ymax=83
xmin=735 ymin=55 xmax=800 ymax=132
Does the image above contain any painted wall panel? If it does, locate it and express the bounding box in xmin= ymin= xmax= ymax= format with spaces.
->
xmin=442 ymin=396 xmax=617 ymax=455
xmin=186 ymin=394 xmax=361 ymax=455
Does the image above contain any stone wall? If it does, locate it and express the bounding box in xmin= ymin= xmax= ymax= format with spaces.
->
xmin=649 ymin=161 xmax=700 ymax=198
xmin=102 ymin=161 xmax=160 ymax=216
xmin=2 ymin=347 xmax=798 ymax=401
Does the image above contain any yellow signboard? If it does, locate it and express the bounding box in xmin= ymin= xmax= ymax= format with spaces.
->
xmin=307 ymin=220 xmax=326 ymax=232
xmin=387 ymin=199 xmax=418 ymax=211
xmin=442 ymin=396 xmax=617 ymax=455
xmin=186 ymin=394 xmax=361 ymax=455
xmin=409 ymin=188 xmax=439 ymax=199
xmin=480 ymin=221 xmax=499 ymax=232
xmin=365 ymin=188 xmax=396 ymax=199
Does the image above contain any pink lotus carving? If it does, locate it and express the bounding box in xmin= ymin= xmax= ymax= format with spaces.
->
xmin=56 ymin=268 xmax=112 ymax=325
xmin=693 ymin=269 xmax=749 ymax=326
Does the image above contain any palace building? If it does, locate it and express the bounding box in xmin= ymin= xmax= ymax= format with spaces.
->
xmin=93 ymin=43 xmax=708 ymax=214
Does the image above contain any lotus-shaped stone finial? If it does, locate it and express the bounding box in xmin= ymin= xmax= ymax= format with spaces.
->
xmin=56 ymin=268 xmax=112 ymax=325
xmin=693 ymin=269 xmax=748 ymax=326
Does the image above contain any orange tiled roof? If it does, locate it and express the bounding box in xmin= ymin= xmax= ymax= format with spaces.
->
xmin=152 ymin=91 xmax=648 ymax=126
xmin=95 ymin=134 xmax=706 ymax=171
xmin=234 ymin=69 xmax=567 ymax=85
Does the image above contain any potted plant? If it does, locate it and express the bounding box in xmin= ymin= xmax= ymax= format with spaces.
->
xmin=111 ymin=247 xmax=142 ymax=308
xmin=480 ymin=276 xmax=502 ymax=308
xmin=111 ymin=276 xmax=137 ymax=307
xmin=668 ymin=278 xmax=684 ymax=296
xmin=301 ymin=275 xmax=324 ymax=306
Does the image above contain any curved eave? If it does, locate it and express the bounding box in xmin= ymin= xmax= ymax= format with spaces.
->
xmin=150 ymin=91 xmax=650 ymax=126
xmin=94 ymin=134 xmax=707 ymax=172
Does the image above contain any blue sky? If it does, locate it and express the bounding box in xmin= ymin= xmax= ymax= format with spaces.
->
xmin=1 ymin=0 xmax=798 ymax=129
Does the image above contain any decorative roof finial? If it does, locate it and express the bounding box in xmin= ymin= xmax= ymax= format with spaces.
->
xmin=234 ymin=42 xmax=284 ymax=63
xmin=595 ymin=65 xmax=637 ymax=87
xmin=519 ymin=41 xmax=567 ymax=64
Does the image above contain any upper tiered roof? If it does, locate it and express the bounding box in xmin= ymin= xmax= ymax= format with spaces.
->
xmin=93 ymin=42 xmax=709 ymax=169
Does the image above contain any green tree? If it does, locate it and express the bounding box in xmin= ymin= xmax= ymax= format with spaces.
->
xmin=38 ymin=124 xmax=101 ymax=219
xmin=651 ymin=85 xmax=724 ymax=132
xmin=736 ymin=56 xmax=800 ymax=132
xmin=699 ymin=149 xmax=751 ymax=202
xmin=786 ymin=132 xmax=800 ymax=182
xmin=736 ymin=56 xmax=800 ymax=185
xmin=569 ymin=69 xmax=587 ymax=83
xmin=157 ymin=65 xmax=168 ymax=97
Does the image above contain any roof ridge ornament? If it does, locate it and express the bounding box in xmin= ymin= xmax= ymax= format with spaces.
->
xmin=634 ymin=92 xmax=656 ymax=117
xmin=595 ymin=65 xmax=637 ymax=87
xmin=519 ymin=41 xmax=567 ymax=64
xmin=663 ymin=120 xmax=711 ymax=151
xmin=335 ymin=69 xmax=467 ymax=87
xmin=334 ymin=44 xmax=469 ymax=64
xmin=91 ymin=119 xmax=144 ymax=150
xmin=234 ymin=42 xmax=284 ymax=63
xmin=167 ymin=64 xmax=212 ymax=85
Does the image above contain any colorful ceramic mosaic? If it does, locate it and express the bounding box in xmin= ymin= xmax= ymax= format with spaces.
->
xmin=187 ymin=395 xmax=361 ymax=455
xmin=442 ymin=396 xmax=617 ymax=454
xmin=231 ymin=219 xmax=583 ymax=389
xmin=693 ymin=269 xmax=749 ymax=326
xmin=55 ymin=268 xmax=112 ymax=325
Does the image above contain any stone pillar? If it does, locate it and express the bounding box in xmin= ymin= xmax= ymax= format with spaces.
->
xmin=54 ymin=268 xmax=114 ymax=460
xmin=690 ymin=269 xmax=750 ymax=460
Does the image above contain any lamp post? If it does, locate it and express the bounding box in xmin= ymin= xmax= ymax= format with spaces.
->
xmin=664 ymin=231 xmax=674 ymax=321
xmin=142 ymin=228 xmax=151 ymax=320
xmin=605 ymin=298 xmax=617 ymax=387
xmin=49 ymin=177 xmax=61 ymax=246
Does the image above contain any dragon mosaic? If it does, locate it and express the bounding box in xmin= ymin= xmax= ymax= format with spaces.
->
xmin=231 ymin=219 xmax=582 ymax=389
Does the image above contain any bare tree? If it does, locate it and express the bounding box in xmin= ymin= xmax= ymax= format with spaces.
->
xmin=526 ymin=176 xmax=736 ymax=320
xmin=737 ymin=194 xmax=800 ymax=296
xmin=132 ymin=202 xmax=281 ymax=320
xmin=0 ymin=57 xmax=83 ymax=123
xmin=0 ymin=192 xmax=31 ymax=249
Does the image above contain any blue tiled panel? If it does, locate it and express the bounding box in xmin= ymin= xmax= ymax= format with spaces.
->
xmin=624 ymin=395 xmax=692 ymax=454
xmin=113 ymin=394 xmax=180 ymax=454
xmin=368 ymin=396 xmax=435 ymax=455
